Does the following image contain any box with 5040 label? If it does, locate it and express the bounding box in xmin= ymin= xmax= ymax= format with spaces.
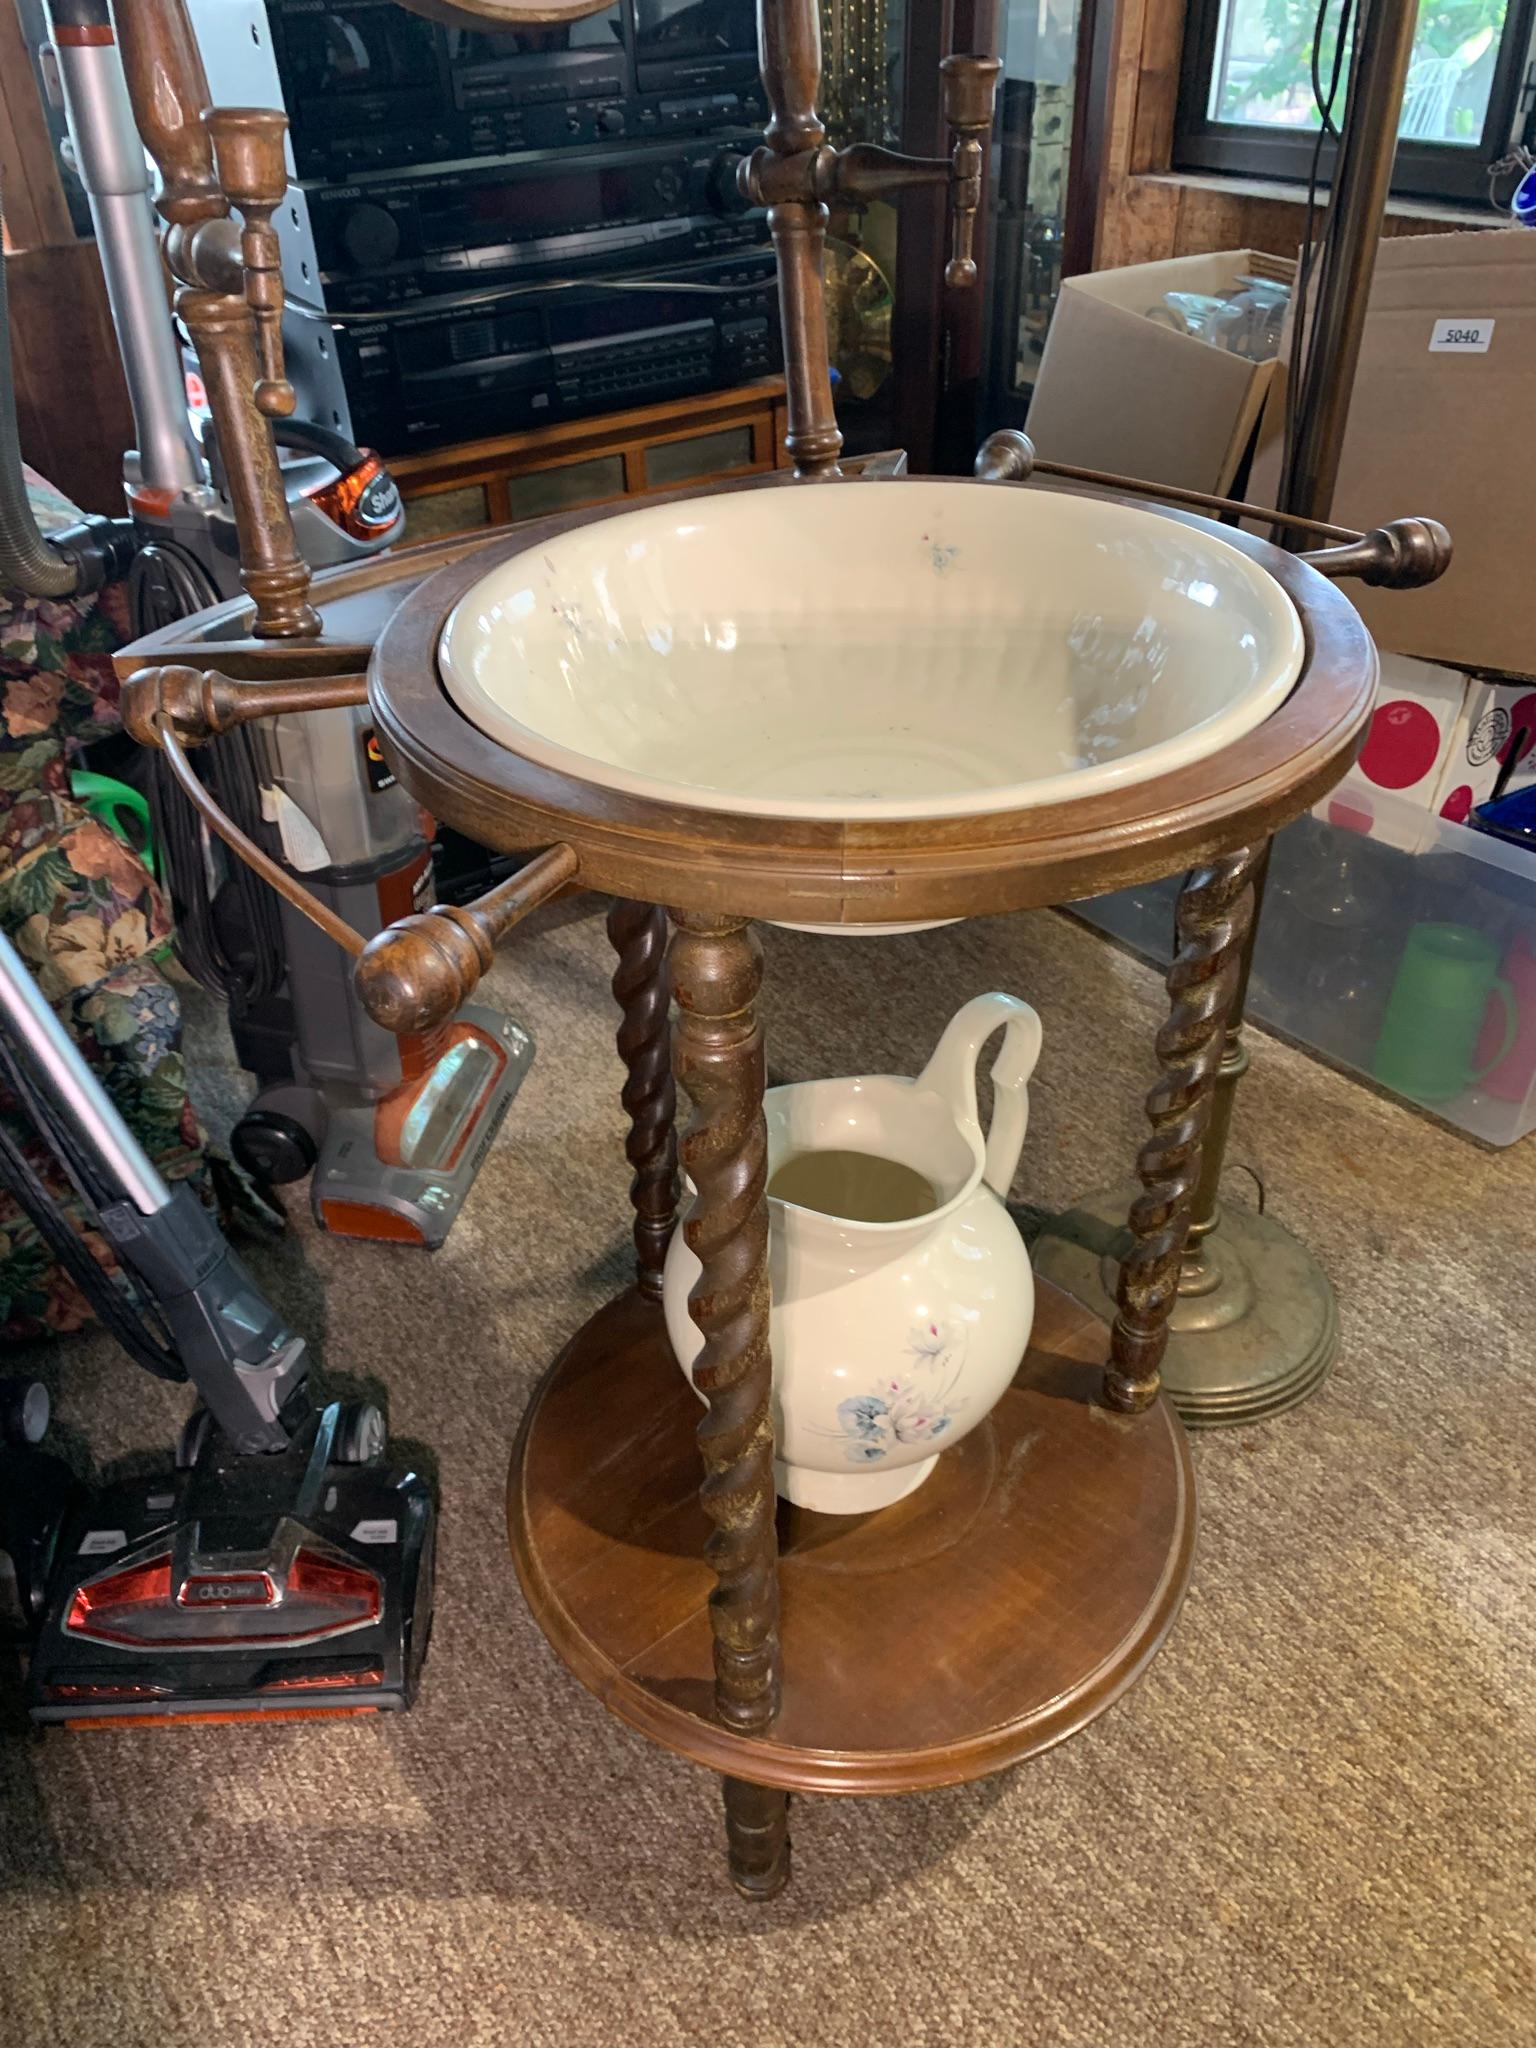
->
xmin=1252 ymin=228 xmax=1536 ymax=678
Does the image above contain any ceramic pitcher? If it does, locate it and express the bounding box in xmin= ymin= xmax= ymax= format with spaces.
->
xmin=663 ymin=992 xmax=1042 ymax=1515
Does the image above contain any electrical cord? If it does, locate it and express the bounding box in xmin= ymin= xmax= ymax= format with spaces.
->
xmin=149 ymin=726 xmax=285 ymax=1007
xmin=1279 ymin=0 xmax=1359 ymax=519
xmin=125 ymin=540 xmax=286 ymax=1008
xmin=0 ymin=1013 xmax=114 ymax=1220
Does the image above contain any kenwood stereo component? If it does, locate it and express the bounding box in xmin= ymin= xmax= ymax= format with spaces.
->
xmin=266 ymin=0 xmax=767 ymax=180
xmin=328 ymin=247 xmax=779 ymax=452
xmin=631 ymin=0 xmax=758 ymax=96
xmin=307 ymin=137 xmax=762 ymax=313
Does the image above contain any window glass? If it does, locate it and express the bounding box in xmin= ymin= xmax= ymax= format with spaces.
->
xmin=1206 ymin=0 xmax=1511 ymax=146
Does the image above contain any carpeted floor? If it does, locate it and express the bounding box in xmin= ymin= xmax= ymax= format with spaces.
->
xmin=2 ymin=903 xmax=1532 ymax=2048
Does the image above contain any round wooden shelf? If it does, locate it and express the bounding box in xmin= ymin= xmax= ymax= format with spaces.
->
xmin=507 ymin=1278 xmax=1195 ymax=1797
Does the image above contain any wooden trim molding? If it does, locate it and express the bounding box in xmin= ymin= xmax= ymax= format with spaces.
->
xmin=387 ymin=380 xmax=791 ymax=540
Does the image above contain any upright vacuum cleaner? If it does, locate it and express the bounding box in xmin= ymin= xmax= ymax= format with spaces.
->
xmin=0 ymin=927 xmax=435 ymax=1724
xmin=40 ymin=0 xmax=530 ymax=1248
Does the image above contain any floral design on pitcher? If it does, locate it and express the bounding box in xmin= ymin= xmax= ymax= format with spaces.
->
xmin=828 ymin=1318 xmax=968 ymax=1466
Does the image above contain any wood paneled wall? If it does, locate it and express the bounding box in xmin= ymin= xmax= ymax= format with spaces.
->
xmin=7 ymin=240 xmax=136 ymax=515
xmin=1 ymin=4 xmax=135 ymax=513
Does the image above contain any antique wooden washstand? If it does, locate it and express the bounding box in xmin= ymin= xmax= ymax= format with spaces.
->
xmin=116 ymin=0 xmax=1446 ymax=1900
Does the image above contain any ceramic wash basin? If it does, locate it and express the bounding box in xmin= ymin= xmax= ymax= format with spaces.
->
xmin=438 ymin=481 xmax=1305 ymax=828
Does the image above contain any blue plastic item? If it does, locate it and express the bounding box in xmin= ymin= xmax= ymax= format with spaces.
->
xmin=1471 ymin=782 xmax=1536 ymax=851
xmin=1513 ymin=163 xmax=1536 ymax=227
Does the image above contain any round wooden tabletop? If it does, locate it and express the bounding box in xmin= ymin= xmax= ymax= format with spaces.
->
xmin=368 ymin=470 xmax=1377 ymax=927
xmin=507 ymin=1280 xmax=1195 ymax=1795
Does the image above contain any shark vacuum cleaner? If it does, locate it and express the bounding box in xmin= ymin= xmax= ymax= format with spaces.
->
xmin=0 ymin=926 xmax=435 ymax=1726
xmin=38 ymin=0 xmax=530 ymax=1249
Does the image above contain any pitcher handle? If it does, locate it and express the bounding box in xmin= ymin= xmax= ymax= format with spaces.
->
xmin=916 ymin=992 xmax=1044 ymax=1200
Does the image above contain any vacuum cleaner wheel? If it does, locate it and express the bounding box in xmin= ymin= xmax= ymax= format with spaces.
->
xmin=1 ymin=1376 xmax=49 ymax=1448
xmin=175 ymin=1406 xmax=214 ymax=1470
xmin=0 ymin=1448 xmax=86 ymax=1641
xmin=333 ymin=1401 xmax=386 ymax=1467
xmin=232 ymin=1110 xmax=318 ymax=1187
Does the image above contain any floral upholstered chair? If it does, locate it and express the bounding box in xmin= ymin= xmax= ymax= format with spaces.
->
xmin=0 ymin=472 xmax=211 ymax=1338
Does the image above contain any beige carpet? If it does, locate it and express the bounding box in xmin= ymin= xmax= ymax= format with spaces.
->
xmin=2 ymin=903 xmax=1532 ymax=2048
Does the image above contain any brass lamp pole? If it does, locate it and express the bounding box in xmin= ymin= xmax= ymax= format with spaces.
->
xmin=1034 ymin=0 xmax=1423 ymax=1425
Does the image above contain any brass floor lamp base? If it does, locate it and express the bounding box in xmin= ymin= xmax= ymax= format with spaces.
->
xmin=1032 ymin=1191 xmax=1339 ymax=1429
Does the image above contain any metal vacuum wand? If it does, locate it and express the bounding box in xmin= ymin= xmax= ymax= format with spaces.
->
xmin=45 ymin=0 xmax=203 ymax=497
xmin=0 ymin=928 xmax=307 ymax=1453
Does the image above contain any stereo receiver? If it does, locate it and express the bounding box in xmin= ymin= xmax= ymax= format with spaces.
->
xmin=308 ymin=137 xmax=763 ymax=312
xmin=328 ymin=246 xmax=779 ymax=452
xmin=268 ymin=0 xmax=764 ymax=179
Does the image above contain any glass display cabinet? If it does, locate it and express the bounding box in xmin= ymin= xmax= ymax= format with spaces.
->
xmin=982 ymin=0 xmax=1104 ymax=434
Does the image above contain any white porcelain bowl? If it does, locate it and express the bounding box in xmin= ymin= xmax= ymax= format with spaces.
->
xmin=439 ymin=480 xmax=1304 ymax=822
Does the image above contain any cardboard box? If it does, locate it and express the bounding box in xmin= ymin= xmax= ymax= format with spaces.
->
xmin=1315 ymin=653 xmax=1473 ymax=849
xmin=1316 ymin=657 xmax=1536 ymax=849
xmin=1251 ymin=229 xmax=1536 ymax=679
xmin=1433 ymin=678 xmax=1536 ymax=822
xmin=1025 ymin=251 xmax=1289 ymax=496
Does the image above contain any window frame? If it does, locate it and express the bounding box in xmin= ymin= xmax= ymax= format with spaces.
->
xmin=1173 ymin=0 xmax=1536 ymax=206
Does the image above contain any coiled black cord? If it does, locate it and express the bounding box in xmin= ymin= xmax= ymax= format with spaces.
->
xmin=128 ymin=542 xmax=285 ymax=1008
xmin=148 ymin=727 xmax=285 ymax=1007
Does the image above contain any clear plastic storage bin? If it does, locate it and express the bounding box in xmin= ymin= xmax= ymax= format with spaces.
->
xmin=1073 ymin=789 xmax=1536 ymax=1147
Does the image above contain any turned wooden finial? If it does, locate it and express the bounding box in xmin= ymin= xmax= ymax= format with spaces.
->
xmin=204 ymin=107 xmax=298 ymax=420
xmin=1295 ymin=515 xmax=1453 ymax=588
xmin=974 ymin=429 xmax=1036 ymax=483
xmin=940 ymin=56 xmax=1004 ymax=287
xmin=354 ymin=846 xmax=580 ymax=1035
xmin=122 ymin=664 xmax=227 ymax=750
xmin=355 ymin=913 xmax=491 ymax=1037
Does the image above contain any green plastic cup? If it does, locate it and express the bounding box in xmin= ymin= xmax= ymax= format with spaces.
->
xmin=1372 ymin=922 xmax=1518 ymax=1103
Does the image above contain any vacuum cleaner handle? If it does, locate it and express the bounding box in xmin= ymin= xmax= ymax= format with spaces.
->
xmin=122 ymin=663 xmax=580 ymax=1033
xmin=272 ymin=416 xmax=370 ymax=474
xmin=0 ymin=929 xmax=305 ymax=1452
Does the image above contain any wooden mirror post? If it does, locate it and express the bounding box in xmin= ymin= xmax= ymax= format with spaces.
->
xmin=115 ymin=0 xmax=318 ymax=638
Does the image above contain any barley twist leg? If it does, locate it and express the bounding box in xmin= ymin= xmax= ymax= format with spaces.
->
xmin=607 ymin=899 xmax=679 ymax=1299
xmin=669 ymin=911 xmax=789 ymax=1900
xmin=1105 ymin=846 xmax=1265 ymax=1413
